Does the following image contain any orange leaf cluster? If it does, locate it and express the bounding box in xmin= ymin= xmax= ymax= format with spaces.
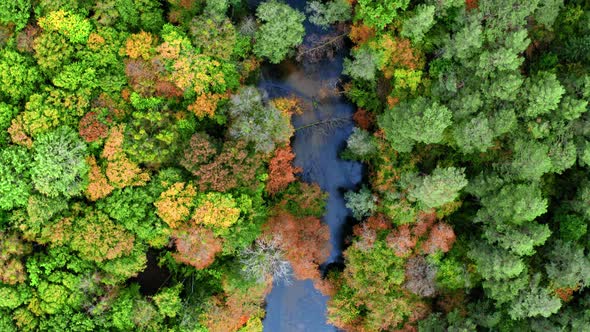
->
xmin=181 ymin=134 xmax=262 ymax=192
xmin=376 ymin=36 xmax=424 ymax=79
xmin=188 ymin=92 xmax=226 ymax=118
xmin=154 ymin=182 xmax=197 ymax=229
xmin=353 ymin=108 xmax=375 ymax=130
xmin=349 ymin=23 xmax=375 ymax=45
xmin=125 ymin=31 xmax=155 ymax=60
xmin=263 ymin=211 xmax=330 ymax=280
xmin=266 ymin=146 xmax=302 ymax=195
xmin=79 ymin=111 xmax=110 ymax=142
xmin=102 ymin=126 xmax=150 ymax=188
xmin=85 ymin=156 xmax=114 ymax=201
xmin=192 ymin=198 xmax=240 ymax=230
xmin=386 ymin=211 xmax=455 ymax=257
xmin=420 ymin=223 xmax=456 ymax=254
xmin=87 ymin=32 xmax=105 ymax=50
xmin=271 ymin=96 xmax=303 ymax=116
xmin=172 ymin=226 xmax=222 ymax=270
xmin=0 ymin=232 xmax=32 ymax=285
xmin=8 ymin=118 xmax=33 ymax=148
xmin=466 ymin=0 xmax=478 ymax=10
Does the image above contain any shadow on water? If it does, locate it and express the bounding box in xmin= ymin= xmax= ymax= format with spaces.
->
xmin=130 ymin=250 xmax=172 ymax=296
xmin=257 ymin=1 xmax=365 ymax=331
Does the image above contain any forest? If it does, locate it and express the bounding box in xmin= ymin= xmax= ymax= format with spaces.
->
xmin=0 ymin=0 xmax=590 ymax=331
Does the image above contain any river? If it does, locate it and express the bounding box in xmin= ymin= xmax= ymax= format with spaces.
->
xmin=256 ymin=1 xmax=365 ymax=331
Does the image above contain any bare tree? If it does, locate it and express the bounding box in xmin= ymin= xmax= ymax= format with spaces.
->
xmin=296 ymin=24 xmax=349 ymax=63
xmin=404 ymin=256 xmax=438 ymax=297
xmin=239 ymin=237 xmax=292 ymax=284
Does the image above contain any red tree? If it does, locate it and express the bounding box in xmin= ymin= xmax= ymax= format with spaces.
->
xmin=263 ymin=211 xmax=330 ymax=280
xmin=172 ymin=226 xmax=223 ymax=270
xmin=266 ymin=146 xmax=302 ymax=194
xmin=421 ymin=222 xmax=456 ymax=254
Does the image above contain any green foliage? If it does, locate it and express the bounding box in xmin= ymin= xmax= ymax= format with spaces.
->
xmin=522 ymin=72 xmax=565 ymax=118
xmin=0 ymin=0 xmax=31 ymax=30
xmin=405 ymin=167 xmax=467 ymax=209
xmin=228 ymin=87 xmax=293 ymax=153
xmin=254 ymin=0 xmax=305 ymax=63
xmin=379 ymin=97 xmax=452 ymax=152
xmin=31 ymin=126 xmax=88 ymax=198
xmin=401 ymin=4 xmax=435 ymax=43
xmin=0 ymin=49 xmax=41 ymax=102
xmin=344 ymin=127 xmax=377 ymax=160
xmin=153 ymin=284 xmax=182 ymax=318
xmin=354 ymin=0 xmax=409 ymax=30
xmin=343 ymin=47 xmax=378 ymax=81
xmin=306 ymin=0 xmax=351 ymax=28
xmin=345 ymin=186 xmax=377 ymax=220
xmin=0 ymin=147 xmax=33 ymax=210
xmin=508 ymin=274 xmax=562 ymax=320
xmin=545 ymin=240 xmax=590 ymax=289
xmin=38 ymin=10 xmax=93 ymax=44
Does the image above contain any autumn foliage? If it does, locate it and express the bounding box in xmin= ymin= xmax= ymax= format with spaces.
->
xmin=181 ymin=133 xmax=263 ymax=192
xmin=85 ymin=156 xmax=114 ymax=201
xmin=101 ymin=126 xmax=150 ymax=188
xmin=0 ymin=232 xmax=32 ymax=285
xmin=79 ymin=110 xmax=110 ymax=142
xmin=154 ymin=182 xmax=196 ymax=228
xmin=266 ymin=146 xmax=302 ymax=194
xmin=263 ymin=211 xmax=330 ymax=280
xmin=172 ymin=226 xmax=223 ymax=270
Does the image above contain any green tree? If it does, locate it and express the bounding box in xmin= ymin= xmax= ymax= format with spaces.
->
xmin=306 ymin=0 xmax=351 ymax=28
xmin=0 ymin=0 xmax=31 ymax=30
xmin=406 ymin=167 xmax=468 ymax=209
xmin=153 ymin=285 xmax=182 ymax=318
xmin=31 ymin=126 xmax=89 ymax=198
xmin=0 ymin=147 xmax=32 ymax=211
xmin=0 ymin=49 xmax=41 ymax=102
xmin=522 ymin=72 xmax=565 ymax=118
xmin=254 ymin=0 xmax=305 ymax=63
xmin=344 ymin=186 xmax=377 ymax=220
xmin=545 ymin=241 xmax=590 ymax=289
xmin=354 ymin=0 xmax=409 ymax=30
xmin=401 ymin=4 xmax=435 ymax=43
xmin=228 ymin=87 xmax=293 ymax=153
xmin=510 ymin=139 xmax=552 ymax=180
xmin=379 ymin=97 xmax=452 ymax=152
xmin=509 ymin=274 xmax=562 ymax=320
xmin=453 ymin=115 xmax=495 ymax=153
xmin=343 ymin=47 xmax=378 ymax=81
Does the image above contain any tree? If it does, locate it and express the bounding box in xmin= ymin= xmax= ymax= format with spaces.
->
xmin=468 ymin=243 xmax=525 ymax=281
xmin=401 ymin=5 xmax=435 ymax=43
xmin=239 ymin=237 xmax=291 ymax=283
xmin=510 ymin=139 xmax=552 ymax=180
xmin=306 ymin=0 xmax=351 ymax=29
xmin=31 ymin=126 xmax=89 ymax=198
xmin=0 ymin=0 xmax=31 ymax=30
xmin=254 ymin=0 xmax=305 ymax=63
xmin=172 ymin=225 xmax=223 ymax=269
xmin=192 ymin=192 xmax=241 ymax=233
xmin=266 ymin=146 xmax=301 ymax=194
xmin=345 ymin=186 xmax=377 ymax=220
xmin=478 ymin=182 xmax=548 ymax=225
xmin=345 ymin=127 xmax=377 ymax=160
xmin=228 ymin=87 xmax=293 ymax=153
xmin=522 ymin=72 xmax=565 ymax=118
xmin=0 ymin=147 xmax=33 ymax=211
xmin=0 ymin=49 xmax=41 ymax=102
xmin=545 ymin=241 xmax=590 ymax=289
xmin=406 ymin=167 xmax=467 ymax=209
xmin=453 ymin=115 xmax=495 ymax=153
xmin=154 ymin=182 xmax=196 ymax=229
xmin=343 ymin=47 xmax=378 ymax=81
xmin=37 ymin=10 xmax=92 ymax=44
xmin=263 ymin=211 xmax=330 ymax=280
xmin=379 ymin=97 xmax=452 ymax=152
xmin=0 ymin=232 xmax=32 ymax=285
xmin=153 ymin=285 xmax=182 ymax=318
xmin=509 ymin=274 xmax=562 ymax=320
xmin=354 ymin=0 xmax=409 ymax=30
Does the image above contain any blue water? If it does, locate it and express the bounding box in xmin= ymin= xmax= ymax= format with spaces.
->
xmin=257 ymin=1 xmax=364 ymax=330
